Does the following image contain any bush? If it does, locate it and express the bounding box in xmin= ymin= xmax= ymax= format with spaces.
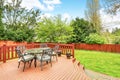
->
xmin=113 ymin=37 xmax=120 ymax=44
xmin=84 ymin=33 xmax=105 ymax=44
xmin=70 ymin=18 xmax=96 ymax=43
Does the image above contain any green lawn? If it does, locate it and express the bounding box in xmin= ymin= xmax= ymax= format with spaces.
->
xmin=75 ymin=50 xmax=120 ymax=78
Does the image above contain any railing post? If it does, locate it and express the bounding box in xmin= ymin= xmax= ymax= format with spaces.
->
xmin=3 ymin=44 xmax=6 ymax=63
xmin=32 ymin=42 xmax=35 ymax=48
xmin=72 ymin=43 xmax=75 ymax=58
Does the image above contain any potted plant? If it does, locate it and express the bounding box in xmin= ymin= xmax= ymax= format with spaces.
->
xmin=66 ymin=52 xmax=71 ymax=59
xmin=57 ymin=50 xmax=62 ymax=57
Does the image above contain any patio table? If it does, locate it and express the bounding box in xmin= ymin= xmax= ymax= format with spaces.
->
xmin=24 ymin=47 xmax=51 ymax=67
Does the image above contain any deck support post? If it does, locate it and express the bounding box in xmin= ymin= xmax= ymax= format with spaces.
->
xmin=3 ymin=44 xmax=6 ymax=63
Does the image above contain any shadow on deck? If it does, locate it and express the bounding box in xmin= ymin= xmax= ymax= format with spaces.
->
xmin=0 ymin=55 xmax=90 ymax=80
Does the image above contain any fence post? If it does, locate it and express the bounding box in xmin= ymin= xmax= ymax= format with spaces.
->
xmin=72 ymin=43 xmax=75 ymax=58
xmin=3 ymin=44 xmax=6 ymax=63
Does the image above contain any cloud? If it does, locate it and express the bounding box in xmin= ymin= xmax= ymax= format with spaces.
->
xmin=46 ymin=5 xmax=54 ymax=11
xmin=42 ymin=0 xmax=61 ymax=11
xmin=43 ymin=0 xmax=61 ymax=4
xmin=21 ymin=0 xmax=45 ymax=10
xmin=40 ymin=13 xmax=71 ymax=23
xmin=62 ymin=13 xmax=71 ymax=20
xmin=100 ymin=9 xmax=120 ymax=32
xmin=41 ymin=13 xmax=52 ymax=19
xmin=20 ymin=0 xmax=61 ymax=11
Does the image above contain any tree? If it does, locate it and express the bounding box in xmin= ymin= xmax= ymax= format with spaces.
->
xmin=109 ymin=27 xmax=120 ymax=44
xmin=70 ymin=17 xmax=96 ymax=43
xmin=112 ymin=37 xmax=120 ymax=44
xmin=103 ymin=0 xmax=120 ymax=15
xmin=35 ymin=15 xmax=73 ymax=43
xmin=84 ymin=33 xmax=105 ymax=44
xmin=2 ymin=0 xmax=41 ymax=42
xmin=3 ymin=0 xmax=41 ymax=29
xmin=101 ymin=29 xmax=112 ymax=44
xmin=0 ymin=0 xmax=5 ymax=40
xmin=112 ymin=27 xmax=120 ymax=36
xmin=0 ymin=0 xmax=4 ymax=26
xmin=85 ymin=0 xmax=102 ymax=34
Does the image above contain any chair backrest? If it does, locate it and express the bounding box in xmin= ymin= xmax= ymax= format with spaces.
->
xmin=53 ymin=45 xmax=59 ymax=52
xmin=40 ymin=43 xmax=48 ymax=48
xmin=41 ymin=49 xmax=52 ymax=58
xmin=15 ymin=46 xmax=24 ymax=59
xmin=18 ymin=45 xmax=26 ymax=53
xmin=16 ymin=46 xmax=21 ymax=50
xmin=21 ymin=46 xmax=26 ymax=52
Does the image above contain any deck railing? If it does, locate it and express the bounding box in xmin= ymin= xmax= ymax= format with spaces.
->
xmin=75 ymin=43 xmax=120 ymax=53
xmin=0 ymin=43 xmax=74 ymax=63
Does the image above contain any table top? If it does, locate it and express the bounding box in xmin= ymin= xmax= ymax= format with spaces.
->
xmin=24 ymin=47 xmax=51 ymax=54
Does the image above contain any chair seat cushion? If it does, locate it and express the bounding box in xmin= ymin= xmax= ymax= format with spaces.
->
xmin=23 ymin=55 xmax=34 ymax=61
xmin=51 ymin=51 xmax=57 ymax=56
xmin=52 ymin=52 xmax=55 ymax=54
xmin=37 ymin=55 xmax=50 ymax=61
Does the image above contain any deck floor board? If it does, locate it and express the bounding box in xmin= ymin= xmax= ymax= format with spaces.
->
xmin=0 ymin=56 xmax=90 ymax=80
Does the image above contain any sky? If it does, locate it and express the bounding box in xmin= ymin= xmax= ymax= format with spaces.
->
xmin=8 ymin=0 xmax=120 ymax=31
xmin=21 ymin=0 xmax=87 ymax=19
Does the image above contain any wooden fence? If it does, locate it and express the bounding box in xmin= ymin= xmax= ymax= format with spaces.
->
xmin=74 ymin=43 xmax=120 ymax=53
xmin=0 ymin=43 xmax=74 ymax=63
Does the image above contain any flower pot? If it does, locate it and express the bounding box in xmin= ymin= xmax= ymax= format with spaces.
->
xmin=58 ymin=53 xmax=61 ymax=56
xmin=66 ymin=53 xmax=71 ymax=59
xmin=57 ymin=50 xmax=62 ymax=57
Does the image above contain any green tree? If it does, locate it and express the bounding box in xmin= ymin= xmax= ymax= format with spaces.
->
xmin=102 ymin=0 xmax=120 ymax=44
xmin=2 ymin=0 xmax=41 ymax=42
xmin=0 ymin=0 xmax=5 ymax=40
xmin=111 ymin=27 xmax=120 ymax=44
xmin=101 ymin=29 xmax=112 ymax=44
xmin=85 ymin=0 xmax=102 ymax=34
xmin=0 ymin=0 xmax=4 ymax=27
xmin=84 ymin=33 xmax=105 ymax=44
xmin=70 ymin=17 xmax=96 ymax=43
xmin=112 ymin=27 xmax=120 ymax=36
xmin=35 ymin=15 xmax=73 ymax=43
xmin=4 ymin=0 xmax=41 ymax=30
xmin=112 ymin=37 xmax=120 ymax=44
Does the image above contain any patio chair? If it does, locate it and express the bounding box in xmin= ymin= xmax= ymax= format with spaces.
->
xmin=40 ymin=43 xmax=48 ymax=48
xmin=15 ymin=46 xmax=34 ymax=72
xmin=21 ymin=45 xmax=26 ymax=52
xmin=51 ymin=45 xmax=59 ymax=61
xmin=36 ymin=49 xmax=52 ymax=71
xmin=16 ymin=45 xmax=26 ymax=53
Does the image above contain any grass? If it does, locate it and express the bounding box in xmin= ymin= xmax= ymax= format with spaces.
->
xmin=75 ymin=50 xmax=120 ymax=78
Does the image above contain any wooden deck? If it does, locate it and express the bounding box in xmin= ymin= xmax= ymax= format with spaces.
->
xmin=0 ymin=55 xmax=90 ymax=80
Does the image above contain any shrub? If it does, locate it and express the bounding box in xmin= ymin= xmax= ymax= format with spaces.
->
xmin=84 ymin=33 xmax=105 ymax=44
xmin=113 ymin=37 xmax=120 ymax=44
